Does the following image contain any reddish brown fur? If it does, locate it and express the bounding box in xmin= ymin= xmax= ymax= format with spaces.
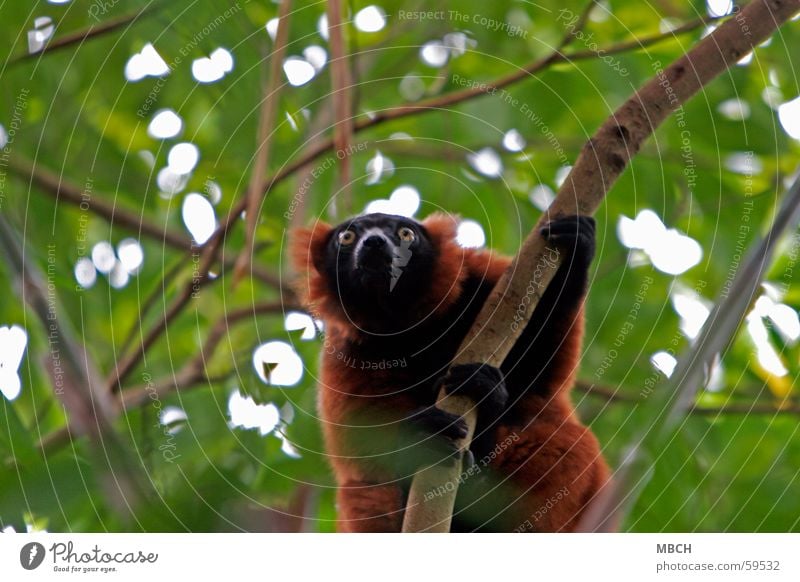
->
xmin=291 ymin=214 xmax=609 ymax=532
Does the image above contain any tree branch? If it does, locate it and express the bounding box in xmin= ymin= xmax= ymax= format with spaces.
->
xmin=579 ymin=166 xmax=800 ymax=532
xmin=566 ymin=13 xmax=723 ymax=61
xmin=121 ymin=300 xmax=295 ymax=407
xmin=8 ymin=1 xmax=163 ymax=66
xmin=687 ymin=401 xmax=800 ymax=416
xmin=107 ymin=236 xmax=218 ymax=391
xmin=326 ymin=0 xmax=354 ymax=216
xmin=38 ymin=300 xmax=295 ymax=453
xmin=350 ymin=12 xmax=722 ymax=132
xmin=574 ymin=380 xmax=800 ymax=415
xmin=233 ymin=0 xmax=293 ymax=286
xmin=401 ymin=0 xmax=800 ymax=533
xmin=555 ymin=0 xmax=598 ymax=51
xmin=214 ymin=10 xmax=720 ymax=250
xmin=7 ymin=156 xmax=283 ymax=288
xmin=9 ymin=156 xmax=189 ymax=249
xmin=0 ymin=214 xmax=147 ymax=516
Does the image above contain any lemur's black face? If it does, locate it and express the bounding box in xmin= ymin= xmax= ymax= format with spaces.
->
xmin=321 ymin=213 xmax=436 ymax=316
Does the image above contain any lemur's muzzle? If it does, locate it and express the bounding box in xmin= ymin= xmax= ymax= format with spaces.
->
xmin=355 ymin=231 xmax=394 ymax=272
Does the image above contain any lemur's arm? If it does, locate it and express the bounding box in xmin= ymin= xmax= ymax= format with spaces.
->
xmin=441 ymin=215 xmax=594 ymax=408
xmin=502 ymin=215 xmax=595 ymax=400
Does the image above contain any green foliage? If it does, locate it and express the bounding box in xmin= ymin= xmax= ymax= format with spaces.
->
xmin=0 ymin=0 xmax=798 ymax=532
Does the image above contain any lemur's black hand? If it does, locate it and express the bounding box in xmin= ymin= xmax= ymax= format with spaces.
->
xmin=540 ymin=215 xmax=595 ymax=292
xmin=540 ymin=215 xmax=595 ymax=262
xmin=437 ymin=363 xmax=508 ymax=423
xmin=400 ymin=405 xmax=468 ymax=470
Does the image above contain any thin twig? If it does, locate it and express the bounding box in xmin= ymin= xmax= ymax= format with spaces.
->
xmin=567 ymin=13 xmax=722 ymax=60
xmin=8 ymin=1 xmax=164 ymax=67
xmin=574 ymin=380 xmax=800 ymax=415
xmin=9 ymin=157 xmax=189 ymax=250
xmin=107 ymin=234 xmax=223 ymax=391
xmin=326 ymin=0 xmax=354 ymax=216
xmin=580 ymin=165 xmax=800 ymax=532
xmin=687 ymin=402 xmax=800 ymax=415
xmin=349 ymin=13 xmax=724 ymax=133
xmin=38 ymin=301 xmax=296 ymax=453
xmin=123 ymin=300 xmax=296 ymax=406
xmin=288 ymin=101 xmax=337 ymax=231
xmin=233 ymin=0 xmax=293 ymax=286
xmin=7 ymin=156 xmax=283 ymax=288
xmin=117 ymin=255 xmax=187 ymax=357
xmin=574 ymin=380 xmax=639 ymax=403
xmin=555 ymin=0 xmax=598 ymax=51
xmin=0 ymin=214 xmax=147 ymax=515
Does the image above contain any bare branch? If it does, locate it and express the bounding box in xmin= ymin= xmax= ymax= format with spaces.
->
xmin=579 ymin=166 xmax=800 ymax=532
xmin=9 ymin=157 xmax=189 ymax=250
xmin=326 ymin=0 xmax=354 ymax=216
xmin=38 ymin=301 xmax=296 ymax=453
xmin=574 ymin=380 xmax=800 ymax=415
xmin=0 ymin=213 xmax=147 ymax=515
xmin=555 ymin=0 xmax=598 ymax=51
xmin=566 ymin=13 xmax=724 ymax=61
xmin=687 ymin=401 xmax=800 ymax=416
xmin=233 ymin=0 xmax=293 ymax=286
xmin=574 ymin=380 xmax=639 ymax=403
xmin=353 ymin=13 xmax=723 ymax=132
xmin=7 ymin=156 xmax=283 ymax=289
xmin=8 ymin=1 xmax=163 ymax=66
xmin=107 ymin=236 xmax=220 ymax=391
xmin=288 ymin=103 xmax=337 ymax=231
xmin=121 ymin=300 xmax=296 ymax=407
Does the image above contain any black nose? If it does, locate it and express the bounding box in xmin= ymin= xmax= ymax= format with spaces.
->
xmin=363 ymin=235 xmax=386 ymax=249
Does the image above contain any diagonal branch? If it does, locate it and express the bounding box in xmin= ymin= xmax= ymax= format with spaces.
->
xmin=121 ymin=300 xmax=296 ymax=407
xmin=575 ymin=380 xmax=800 ymax=415
xmin=401 ymin=0 xmax=800 ymax=533
xmin=555 ymin=0 xmax=599 ymax=51
xmin=7 ymin=156 xmax=283 ymax=288
xmin=37 ymin=300 xmax=295 ymax=453
xmin=326 ymin=0 xmax=354 ymax=216
xmin=579 ymin=169 xmax=800 ymax=531
xmin=0 ymin=214 xmax=148 ymax=516
xmin=347 ymin=12 xmax=724 ymax=133
xmin=107 ymin=235 xmax=221 ymax=391
xmin=233 ymin=0 xmax=293 ymax=286
xmin=8 ymin=0 xmax=164 ymax=67
xmin=9 ymin=156 xmax=189 ymax=250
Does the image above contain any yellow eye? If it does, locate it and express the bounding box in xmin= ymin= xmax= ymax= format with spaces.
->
xmin=338 ymin=230 xmax=356 ymax=245
xmin=398 ymin=227 xmax=416 ymax=243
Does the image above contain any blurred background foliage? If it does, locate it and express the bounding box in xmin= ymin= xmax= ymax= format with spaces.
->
xmin=0 ymin=0 xmax=799 ymax=532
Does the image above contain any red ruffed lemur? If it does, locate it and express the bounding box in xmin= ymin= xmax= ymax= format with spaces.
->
xmin=292 ymin=211 xmax=608 ymax=532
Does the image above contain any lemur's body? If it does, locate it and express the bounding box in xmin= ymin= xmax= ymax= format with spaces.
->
xmin=292 ymin=212 xmax=608 ymax=532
